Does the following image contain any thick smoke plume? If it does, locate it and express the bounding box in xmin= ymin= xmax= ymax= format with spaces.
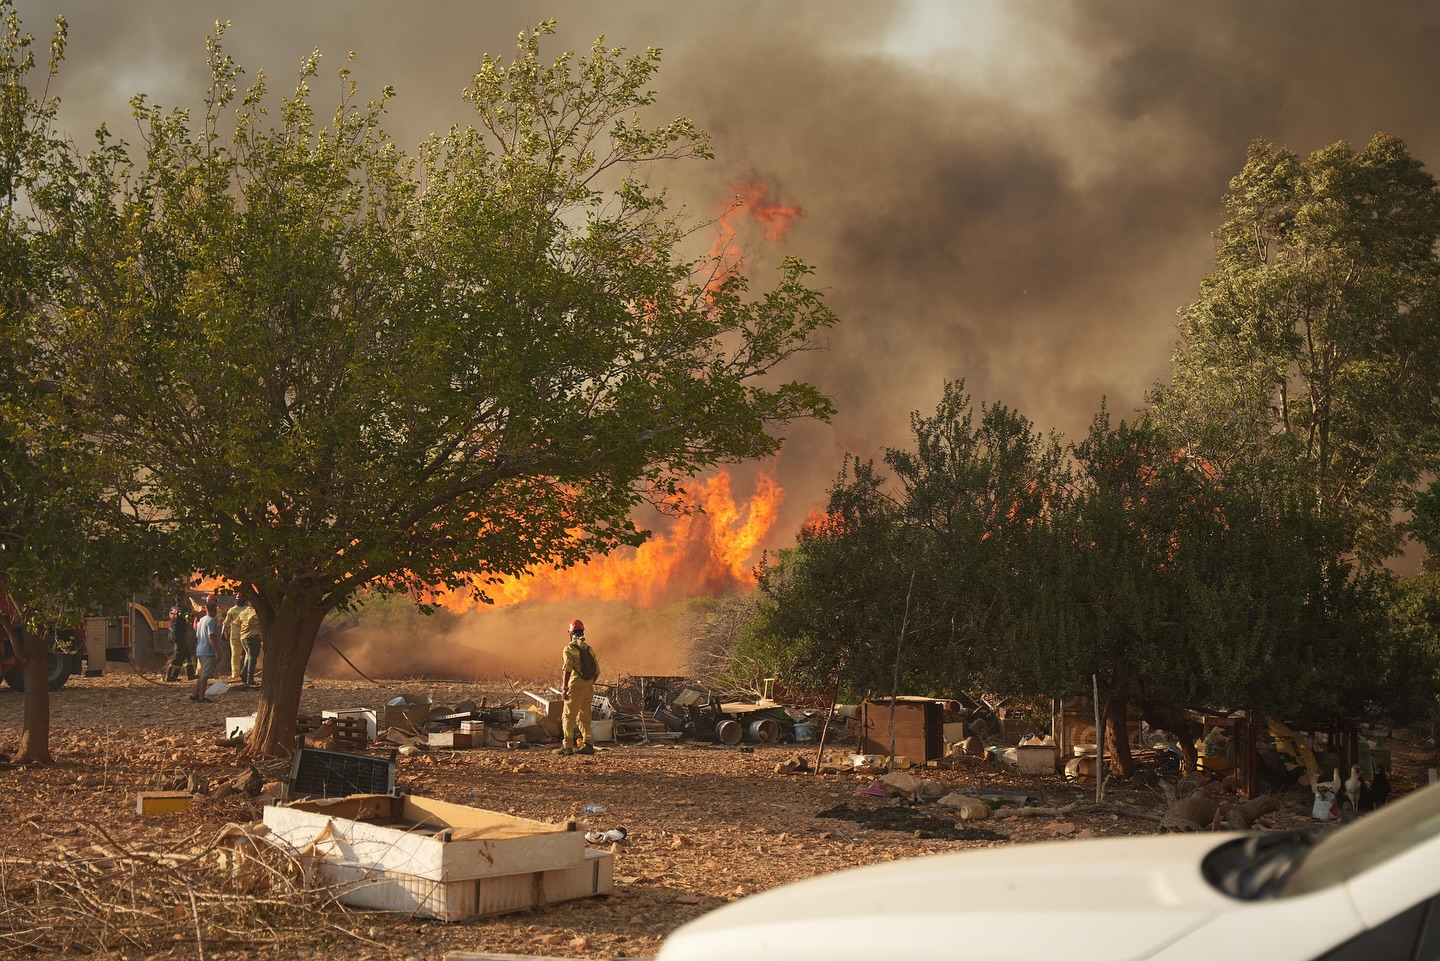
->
xmin=21 ymin=0 xmax=1440 ymax=669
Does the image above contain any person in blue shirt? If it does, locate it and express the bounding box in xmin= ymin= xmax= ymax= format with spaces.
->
xmin=191 ymin=600 xmax=220 ymax=703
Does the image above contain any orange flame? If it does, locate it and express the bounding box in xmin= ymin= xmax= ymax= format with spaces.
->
xmin=429 ymin=467 xmax=784 ymax=614
xmin=710 ymin=172 xmax=803 ymax=279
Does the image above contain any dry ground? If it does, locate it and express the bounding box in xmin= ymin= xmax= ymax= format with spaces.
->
xmin=0 ymin=669 xmax=1432 ymax=961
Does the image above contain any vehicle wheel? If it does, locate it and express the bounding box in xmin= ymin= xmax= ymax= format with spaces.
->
xmin=3 ymin=650 xmax=71 ymax=692
xmin=46 ymin=649 xmax=70 ymax=690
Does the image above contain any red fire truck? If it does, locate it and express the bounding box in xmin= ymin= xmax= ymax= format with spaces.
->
xmin=0 ymin=583 xmax=174 ymax=691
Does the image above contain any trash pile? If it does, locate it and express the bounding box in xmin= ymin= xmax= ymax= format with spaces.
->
xmin=222 ymin=682 xmax=1005 ymax=760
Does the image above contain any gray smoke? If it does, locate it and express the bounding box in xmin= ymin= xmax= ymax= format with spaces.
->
xmin=19 ymin=0 xmax=1440 ymax=540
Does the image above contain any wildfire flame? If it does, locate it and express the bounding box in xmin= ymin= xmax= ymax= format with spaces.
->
xmin=710 ymin=172 xmax=803 ymax=278
xmin=429 ymin=467 xmax=784 ymax=614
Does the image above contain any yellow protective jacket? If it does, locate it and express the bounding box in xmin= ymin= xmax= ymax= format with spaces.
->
xmin=562 ymin=638 xmax=598 ymax=685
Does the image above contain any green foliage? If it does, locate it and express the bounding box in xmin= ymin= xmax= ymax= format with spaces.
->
xmin=1 ymin=0 xmax=161 ymax=632
xmin=29 ymin=22 xmax=835 ymax=752
xmin=747 ymin=382 xmax=1430 ymax=728
xmin=751 ymin=383 xmax=1070 ymax=701
xmin=1376 ymin=573 xmax=1440 ymax=723
xmin=1159 ymin=133 xmax=1440 ymax=564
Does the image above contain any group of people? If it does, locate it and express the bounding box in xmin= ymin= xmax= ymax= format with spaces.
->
xmin=166 ymin=601 xmax=601 ymax=733
xmin=165 ymin=591 xmax=263 ymax=703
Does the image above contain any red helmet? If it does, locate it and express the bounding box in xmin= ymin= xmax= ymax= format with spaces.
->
xmin=568 ymin=618 xmax=585 ymax=635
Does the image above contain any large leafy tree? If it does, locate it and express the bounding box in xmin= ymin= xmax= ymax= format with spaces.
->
xmin=749 ymin=383 xmax=1068 ymax=702
xmin=39 ymin=23 xmax=836 ymax=755
xmin=885 ymin=382 xmax=1069 ymax=696
xmin=1159 ymin=133 xmax=1440 ymax=564
xmin=749 ymin=458 xmax=914 ymax=700
xmin=1 ymin=2 xmax=161 ymax=763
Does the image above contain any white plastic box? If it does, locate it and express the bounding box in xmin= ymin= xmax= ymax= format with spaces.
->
xmin=262 ymin=794 xmax=612 ymax=921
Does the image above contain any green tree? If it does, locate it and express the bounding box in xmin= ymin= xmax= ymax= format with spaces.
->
xmin=40 ymin=23 xmax=836 ymax=755
xmin=1378 ymin=572 xmax=1440 ymax=725
xmin=1 ymin=1 xmax=161 ymax=764
xmin=885 ymin=381 xmax=1069 ymax=697
xmin=750 ymin=458 xmax=913 ymax=701
xmin=1159 ymin=133 xmax=1440 ymax=564
xmin=749 ymin=383 xmax=1069 ymax=704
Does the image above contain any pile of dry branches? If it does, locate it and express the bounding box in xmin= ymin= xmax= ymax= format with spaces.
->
xmin=0 ymin=815 xmax=389 ymax=957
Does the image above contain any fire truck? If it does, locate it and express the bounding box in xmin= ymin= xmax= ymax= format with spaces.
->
xmin=0 ymin=583 xmax=175 ymax=691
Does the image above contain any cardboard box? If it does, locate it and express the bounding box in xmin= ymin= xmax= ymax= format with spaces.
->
xmin=383 ymin=694 xmax=433 ymax=735
xmin=428 ymin=730 xmax=474 ymax=749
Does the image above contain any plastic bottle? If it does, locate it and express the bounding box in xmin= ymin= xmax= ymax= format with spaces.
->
xmin=583 ymin=804 xmax=606 ymax=814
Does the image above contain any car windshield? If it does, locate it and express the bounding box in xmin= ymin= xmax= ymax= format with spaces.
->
xmin=1202 ymin=780 xmax=1440 ymax=900
xmin=1279 ymin=779 xmax=1440 ymax=896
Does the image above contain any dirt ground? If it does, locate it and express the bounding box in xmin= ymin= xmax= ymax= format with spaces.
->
xmin=0 ymin=669 xmax=1433 ymax=961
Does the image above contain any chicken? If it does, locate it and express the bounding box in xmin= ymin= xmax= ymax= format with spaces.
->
xmin=1344 ymin=764 xmax=1362 ymax=813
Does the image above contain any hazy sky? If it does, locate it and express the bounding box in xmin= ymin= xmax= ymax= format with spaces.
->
xmin=17 ymin=0 xmax=1440 ymax=538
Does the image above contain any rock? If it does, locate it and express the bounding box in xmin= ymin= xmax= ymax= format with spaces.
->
xmin=880 ymin=771 xmax=922 ymax=796
xmin=936 ymin=793 xmax=992 ymax=820
xmin=1044 ymin=821 xmax=1077 ymax=836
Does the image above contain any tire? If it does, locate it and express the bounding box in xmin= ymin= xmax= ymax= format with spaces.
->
xmin=1 ymin=649 xmax=70 ymax=691
xmin=1 ymin=638 xmax=21 ymax=689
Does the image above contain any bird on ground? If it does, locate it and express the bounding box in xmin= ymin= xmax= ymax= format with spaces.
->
xmin=1344 ymin=764 xmax=1362 ymax=812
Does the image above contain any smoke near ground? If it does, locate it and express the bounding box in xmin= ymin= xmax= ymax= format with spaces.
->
xmin=308 ymin=598 xmax=689 ymax=684
xmin=20 ymin=1 xmax=1440 ymax=664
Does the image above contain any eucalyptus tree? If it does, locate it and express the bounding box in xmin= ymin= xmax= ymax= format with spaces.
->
xmin=1159 ymin=133 xmax=1440 ymax=565
xmin=41 ymin=23 xmax=836 ymax=755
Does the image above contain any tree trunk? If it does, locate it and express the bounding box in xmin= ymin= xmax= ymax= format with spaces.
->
xmin=9 ymin=622 xmax=53 ymax=765
xmin=246 ymin=602 xmax=330 ymax=757
xmin=1106 ymin=692 xmax=1135 ymax=777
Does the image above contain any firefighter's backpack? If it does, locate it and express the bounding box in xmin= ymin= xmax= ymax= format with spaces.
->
xmin=577 ymin=643 xmax=599 ymax=681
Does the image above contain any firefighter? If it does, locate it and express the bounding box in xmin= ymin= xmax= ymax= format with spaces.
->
xmin=558 ymin=618 xmax=599 ymax=755
xmin=164 ymin=596 xmax=196 ymax=682
xmin=221 ymin=591 xmax=247 ymax=680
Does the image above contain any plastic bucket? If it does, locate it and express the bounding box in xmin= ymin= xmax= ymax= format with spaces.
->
xmin=716 ymin=719 xmax=742 ymax=745
xmin=748 ymin=718 xmax=780 ymax=744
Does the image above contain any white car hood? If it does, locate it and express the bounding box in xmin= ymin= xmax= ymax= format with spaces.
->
xmin=659 ymin=833 xmax=1240 ymax=961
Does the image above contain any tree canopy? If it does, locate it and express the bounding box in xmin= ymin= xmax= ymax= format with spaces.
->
xmin=1 ymin=2 xmax=162 ymax=763
xmin=34 ymin=22 xmax=837 ymax=755
xmin=1159 ymin=133 xmax=1440 ymax=564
